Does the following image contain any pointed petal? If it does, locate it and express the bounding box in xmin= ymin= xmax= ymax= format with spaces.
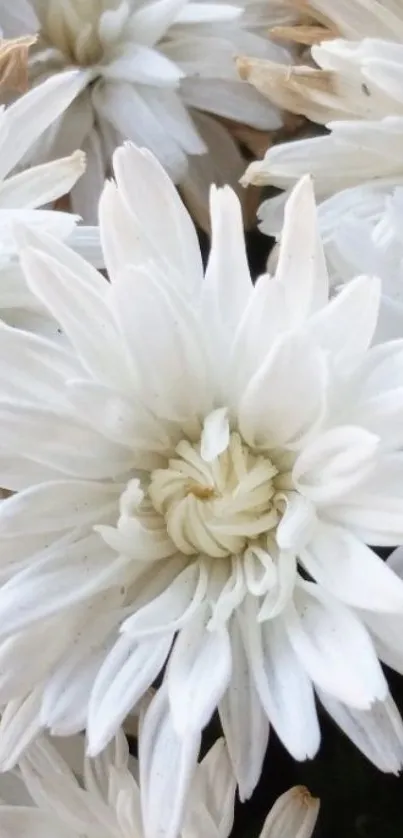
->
xmin=285 ymin=583 xmax=387 ymax=709
xmin=219 ymin=615 xmax=269 ymax=800
xmin=275 ymin=176 xmax=328 ymax=325
xmin=0 ymin=69 xmax=90 ymax=180
xmin=319 ymin=691 xmax=403 ymax=774
xmin=308 ymin=275 xmax=381 ymax=369
xmin=168 ymin=605 xmax=232 ymax=736
xmin=239 ymin=333 xmax=327 ymax=450
xmin=0 ymin=690 xmax=42 ymax=770
xmin=202 ymin=185 xmax=252 ymax=335
xmin=241 ymin=598 xmax=320 ymax=761
xmin=301 ymin=521 xmax=403 ymax=612
xmin=139 ymin=686 xmax=201 ymax=838
xmin=87 ymin=633 xmax=172 ymax=755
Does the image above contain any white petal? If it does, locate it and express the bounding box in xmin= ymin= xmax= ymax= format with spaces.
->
xmin=139 ymin=686 xmax=201 ymax=838
xmin=260 ymin=786 xmax=320 ymax=838
xmin=0 ymin=321 xmax=79 ymax=404
xmin=130 ymin=0 xmax=186 ymax=44
xmin=0 ymin=613 xmax=78 ymax=704
xmin=110 ymin=265 xmax=211 ymax=422
xmin=40 ymin=599 xmax=123 ymax=734
xmin=70 ymin=129 xmax=105 ymax=225
xmin=103 ymin=143 xmax=203 ymax=294
xmin=200 ymin=408 xmax=229 ymax=462
xmin=276 ymin=493 xmax=317 ymax=553
xmin=293 ymin=426 xmax=379 ymax=504
xmin=0 ymin=401 xmax=133 ymax=480
xmin=187 ymin=738 xmax=236 ymax=838
xmin=15 ymin=219 xmax=103 ymax=291
xmin=0 ymin=480 xmax=119 ymax=536
xmin=102 ymin=44 xmax=183 ymax=86
xmin=122 ymin=562 xmax=207 ymax=638
xmin=241 ymin=598 xmax=320 ymax=760
xmin=87 ymin=633 xmax=172 ymax=755
xmin=328 ymin=454 xmax=403 ymax=545
xmin=167 ymin=605 xmax=232 ymax=736
xmin=301 ymin=521 xmax=403 ymax=612
xmin=202 ymin=185 xmax=252 ymax=335
xmin=228 ymin=275 xmax=287 ymax=400
xmin=285 ymin=583 xmax=387 ymax=709
xmin=0 ymin=690 xmax=42 ymax=770
xmin=219 ymin=615 xmax=269 ymax=800
xmin=319 ymin=691 xmax=403 ymax=774
xmin=0 ymin=151 xmax=86 ymax=210
xmin=19 ymin=244 xmax=131 ymax=389
xmin=308 ymin=275 xmax=381 ymax=369
xmin=93 ymin=81 xmax=187 ymax=182
xmin=275 ymin=176 xmax=328 ymax=325
xmin=239 ymin=333 xmax=327 ymax=450
xmin=0 ymin=70 xmax=89 ymax=180
xmin=0 ymin=537 xmax=130 ymax=638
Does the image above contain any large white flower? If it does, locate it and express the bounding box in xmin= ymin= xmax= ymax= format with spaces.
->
xmin=0 ymin=727 xmax=236 ymax=838
xmin=10 ymin=0 xmax=290 ymax=224
xmin=0 ymin=722 xmax=319 ymax=838
xmin=0 ymin=68 xmax=103 ymax=335
xmin=2 ymin=144 xmax=403 ymax=812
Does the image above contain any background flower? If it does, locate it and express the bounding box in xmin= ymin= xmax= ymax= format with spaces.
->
xmin=0 ymin=69 xmax=104 ymax=336
xmin=0 ymin=724 xmax=320 ymax=838
xmin=238 ymin=0 xmax=403 ymax=344
xmin=6 ymin=0 xmax=291 ymax=225
xmin=240 ymin=0 xmax=403 ymax=212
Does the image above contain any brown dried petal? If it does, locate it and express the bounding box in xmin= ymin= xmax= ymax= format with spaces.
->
xmin=0 ymin=35 xmax=36 ymax=94
xmin=237 ymin=56 xmax=337 ymax=121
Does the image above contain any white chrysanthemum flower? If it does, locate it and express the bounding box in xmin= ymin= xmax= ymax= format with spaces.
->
xmin=11 ymin=0 xmax=290 ymax=224
xmin=0 ymin=68 xmax=103 ymax=336
xmin=2 ymin=144 xmax=403 ymax=808
xmin=0 ymin=722 xmax=319 ymax=838
xmin=0 ymin=728 xmax=237 ymax=838
xmin=240 ymin=1 xmax=403 ymax=345
xmin=240 ymin=0 xmax=403 ymax=236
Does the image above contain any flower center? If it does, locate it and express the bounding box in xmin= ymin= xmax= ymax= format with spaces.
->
xmin=149 ymin=432 xmax=284 ymax=559
xmin=38 ymin=0 xmax=130 ymax=66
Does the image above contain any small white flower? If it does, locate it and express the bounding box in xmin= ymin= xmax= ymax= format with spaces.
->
xmin=0 ymin=721 xmax=320 ymax=838
xmin=241 ymin=0 xmax=403 ymax=232
xmin=9 ymin=0 xmax=290 ymax=223
xmin=240 ymin=0 xmax=403 ymax=343
xmin=1 ymin=145 xmax=403 ymax=822
xmin=0 ymin=69 xmax=103 ymax=336
xmin=0 ymin=725 xmax=237 ymax=838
